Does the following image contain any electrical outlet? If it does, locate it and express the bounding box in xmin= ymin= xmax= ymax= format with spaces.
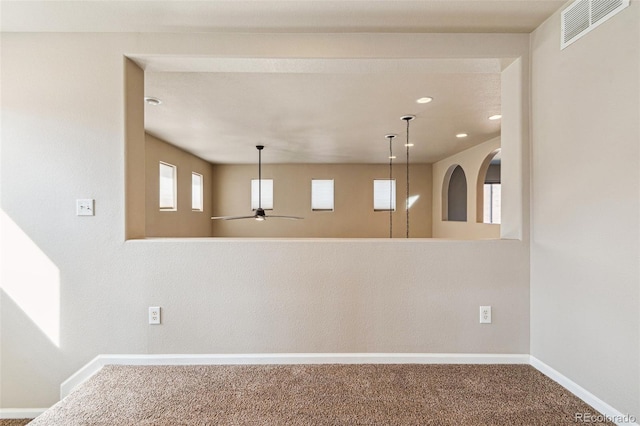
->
xmin=76 ymin=199 xmax=95 ymax=216
xmin=480 ymin=306 xmax=492 ymax=324
xmin=148 ymin=307 xmax=161 ymax=325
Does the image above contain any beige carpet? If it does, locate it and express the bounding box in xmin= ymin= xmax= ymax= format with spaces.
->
xmin=0 ymin=421 xmax=31 ymax=426
xmin=24 ymin=364 xmax=612 ymax=425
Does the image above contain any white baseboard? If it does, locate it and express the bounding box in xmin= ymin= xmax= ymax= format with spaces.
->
xmin=0 ymin=408 xmax=48 ymax=419
xmin=530 ymin=356 xmax=639 ymax=426
xmin=60 ymin=352 xmax=529 ymax=398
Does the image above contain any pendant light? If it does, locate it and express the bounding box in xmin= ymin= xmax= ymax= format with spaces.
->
xmin=401 ymin=115 xmax=415 ymax=238
xmin=386 ymin=134 xmax=396 ymax=238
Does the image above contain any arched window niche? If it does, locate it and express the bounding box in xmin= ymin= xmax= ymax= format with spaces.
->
xmin=442 ymin=165 xmax=468 ymax=222
xmin=476 ymin=149 xmax=501 ymax=224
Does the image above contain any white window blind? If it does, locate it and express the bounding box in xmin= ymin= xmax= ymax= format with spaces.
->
xmin=192 ymin=172 xmax=203 ymax=211
xmin=311 ymin=179 xmax=334 ymax=211
xmin=373 ymin=179 xmax=396 ymax=211
xmin=251 ymin=179 xmax=273 ymax=210
xmin=483 ymin=183 xmax=501 ymax=224
xmin=159 ymin=162 xmax=177 ymax=210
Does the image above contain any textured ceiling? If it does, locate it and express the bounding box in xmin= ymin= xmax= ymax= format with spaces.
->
xmin=145 ymin=67 xmax=502 ymax=164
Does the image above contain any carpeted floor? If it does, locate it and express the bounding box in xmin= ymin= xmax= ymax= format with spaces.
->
xmin=0 ymin=421 xmax=31 ymax=426
xmin=22 ymin=364 xmax=612 ymax=425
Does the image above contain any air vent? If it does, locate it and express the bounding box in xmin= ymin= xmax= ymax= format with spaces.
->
xmin=561 ymin=0 xmax=629 ymax=49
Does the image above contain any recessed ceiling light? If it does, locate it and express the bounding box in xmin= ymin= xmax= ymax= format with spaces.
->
xmin=144 ymin=97 xmax=162 ymax=106
xmin=416 ymin=97 xmax=433 ymax=104
xmin=456 ymin=133 xmax=468 ymax=138
xmin=404 ymin=143 xmax=414 ymax=147
xmin=389 ymin=156 xmax=397 ymax=159
xmin=488 ymin=114 xmax=502 ymax=120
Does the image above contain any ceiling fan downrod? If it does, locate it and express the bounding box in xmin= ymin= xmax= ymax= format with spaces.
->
xmin=256 ymin=145 xmax=265 ymax=221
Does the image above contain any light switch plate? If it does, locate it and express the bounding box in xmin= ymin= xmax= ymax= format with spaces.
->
xmin=76 ymin=199 xmax=94 ymax=216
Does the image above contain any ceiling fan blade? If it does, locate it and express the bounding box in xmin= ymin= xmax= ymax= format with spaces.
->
xmin=211 ymin=215 xmax=257 ymax=220
xmin=265 ymin=215 xmax=304 ymax=220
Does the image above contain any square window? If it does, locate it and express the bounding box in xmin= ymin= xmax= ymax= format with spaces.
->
xmin=311 ymin=179 xmax=334 ymax=211
xmin=373 ymin=179 xmax=396 ymax=211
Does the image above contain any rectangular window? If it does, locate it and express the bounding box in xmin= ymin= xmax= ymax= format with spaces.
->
xmin=251 ymin=179 xmax=273 ymax=210
xmin=311 ymin=179 xmax=334 ymax=211
xmin=483 ymin=183 xmax=501 ymax=224
xmin=192 ymin=172 xmax=203 ymax=211
xmin=373 ymin=179 xmax=396 ymax=211
xmin=159 ymin=162 xmax=177 ymax=211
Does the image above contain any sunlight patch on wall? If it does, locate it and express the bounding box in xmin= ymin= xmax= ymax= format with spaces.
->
xmin=406 ymin=195 xmax=420 ymax=210
xmin=0 ymin=210 xmax=60 ymax=346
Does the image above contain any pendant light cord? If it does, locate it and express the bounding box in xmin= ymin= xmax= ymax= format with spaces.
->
xmin=405 ymin=119 xmax=410 ymax=239
xmin=389 ymin=136 xmax=393 ymax=238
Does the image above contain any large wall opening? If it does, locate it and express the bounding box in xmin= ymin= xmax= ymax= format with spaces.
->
xmin=126 ymin=53 xmax=526 ymax=240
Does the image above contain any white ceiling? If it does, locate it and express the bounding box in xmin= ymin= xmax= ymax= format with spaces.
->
xmin=2 ymin=0 xmax=565 ymax=164
xmin=2 ymin=1 xmax=565 ymax=34
xmin=144 ymin=65 xmax=502 ymax=164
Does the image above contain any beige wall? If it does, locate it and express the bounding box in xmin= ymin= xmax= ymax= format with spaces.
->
xmin=531 ymin=1 xmax=639 ymax=420
xmin=0 ymin=32 xmax=530 ymax=409
xmin=145 ymin=133 xmax=213 ymax=237
xmin=212 ymin=163 xmax=432 ymax=238
xmin=125 ymin=59 xmax=146 ymax=239
xmin=432 ymin=137 xmax=501 ymax=239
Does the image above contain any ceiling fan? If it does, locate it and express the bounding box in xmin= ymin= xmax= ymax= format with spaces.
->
xmin=211 ymin=145 xmax=304 ymax=221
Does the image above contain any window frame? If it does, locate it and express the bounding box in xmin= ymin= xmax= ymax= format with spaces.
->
xmin=191 ymin=172 xmax=204 ymax=212
xmin=311 ymin=179 xmax=335 ymax=212
xmin=483 ymin=183 xmax=501 ymax=224
xmin=373 ymin=178 xmax=396 ymax=212
xmin=159 ymin=161 xmax=177 ymax=211
xmin=251 ymin=179 xmax=274 ymax=211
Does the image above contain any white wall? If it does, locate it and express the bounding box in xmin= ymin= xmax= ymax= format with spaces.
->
xmin=530 ymin=1 xmax=640 ymax=419
xmin=0 ymin=32 xmax=530 ymax=408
